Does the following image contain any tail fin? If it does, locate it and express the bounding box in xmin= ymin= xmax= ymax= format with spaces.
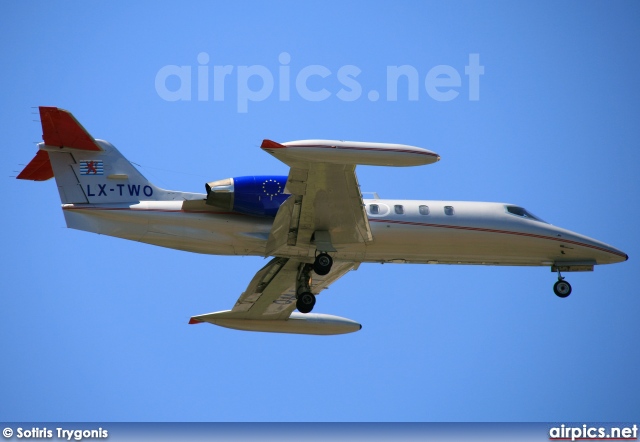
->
xmin=18 ymin=107 xmax=171 ymax=204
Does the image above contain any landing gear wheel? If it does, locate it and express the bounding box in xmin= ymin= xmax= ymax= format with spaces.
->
xmin=296 ymin=292 xmax=316 ymax=313
xmin=553 ymin=280 xmax=572 ymax=298
xmin=313 ymin=253 xmax=333 ymax=276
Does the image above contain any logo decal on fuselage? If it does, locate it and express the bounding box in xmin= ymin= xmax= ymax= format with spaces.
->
xmin=80 ymin=161 xmax=103 ymax=175
xmin=262 ymin=178 xmax=283 ymax=200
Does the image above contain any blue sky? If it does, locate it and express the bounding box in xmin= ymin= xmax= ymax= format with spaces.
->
xmin=1 ymin=1 xmax=639 ymax=422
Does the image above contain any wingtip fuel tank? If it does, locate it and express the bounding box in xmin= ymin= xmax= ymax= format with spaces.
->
xmin=189 ymin=310 xmax=362 ymax=335
xmin=261 ymin=139 xmax=440 ymax=167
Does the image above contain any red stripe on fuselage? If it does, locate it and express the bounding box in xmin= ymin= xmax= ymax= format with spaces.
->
xmin=368 ymin=218 xmax=626 ymax=259
xmin=62 ymin=206 xmax=243 ymax=216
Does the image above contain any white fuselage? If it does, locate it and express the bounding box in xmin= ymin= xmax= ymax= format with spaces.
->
xmin=60 ymin=196 xmax=627 ymax=267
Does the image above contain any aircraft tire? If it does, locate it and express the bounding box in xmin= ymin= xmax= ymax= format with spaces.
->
xmin=313 ymin=253 xmax=333 ymax=275
xmin=553 ymin=280 xmax=572 ymax=298
xmin=297 ymin=292 xmax=316 ymax=313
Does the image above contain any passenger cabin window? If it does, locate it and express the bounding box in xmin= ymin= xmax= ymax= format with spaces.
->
xmin=444 ymin=206 xmax=455 ymax=216
xmin=369 ymin=204 xmax=379 ymax=215
xmin=419 ymin=205 xmax=430 ymax=215
xmin=394 ymin=205 xmax=404 ymax=215
xmin=505 ymin=205 xmax=546 ymax=222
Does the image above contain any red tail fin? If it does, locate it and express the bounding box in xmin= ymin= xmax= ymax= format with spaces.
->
xmin=39 ymin=106 xmax=102 ymax=151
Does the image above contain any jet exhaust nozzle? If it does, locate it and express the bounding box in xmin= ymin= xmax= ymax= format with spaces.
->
xmin=205 ymin=178 xmax=234 ymax=210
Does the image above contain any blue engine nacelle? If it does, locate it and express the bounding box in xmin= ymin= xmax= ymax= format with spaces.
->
xmin=205 ymin=176 xmax=289 ymax=217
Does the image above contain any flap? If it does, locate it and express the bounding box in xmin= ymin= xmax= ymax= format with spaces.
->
xmin=266 ymin=163 xmax=373 ymax=256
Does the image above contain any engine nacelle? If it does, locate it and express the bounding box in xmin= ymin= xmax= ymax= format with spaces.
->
xmin=205 ymin=175 xmax=289 ymax=217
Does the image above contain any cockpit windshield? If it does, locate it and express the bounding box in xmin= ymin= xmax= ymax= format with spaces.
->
xmin=505 ymin=205 xmax=547 ymax=223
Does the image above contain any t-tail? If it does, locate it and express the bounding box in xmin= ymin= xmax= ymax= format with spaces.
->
xmin=17 ymin=106 xmax=188 ymax=204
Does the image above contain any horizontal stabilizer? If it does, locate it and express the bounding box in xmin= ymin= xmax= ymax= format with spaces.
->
xmin=16 ymin=150 xmax=53 ymax=181
xmin=39 ymin=106 xmax=103 ymax=151
xmin=189 ymin=310 xmax=362 ymax=335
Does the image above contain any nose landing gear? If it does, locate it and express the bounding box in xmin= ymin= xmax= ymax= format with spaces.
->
xmin=553 ymin=268 xmax=572 ymax=298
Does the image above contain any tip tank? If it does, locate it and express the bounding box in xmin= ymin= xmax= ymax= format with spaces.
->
xmin=261 ymin=139 xmax=440 ymax=167
xmin=190 ymin=310 xmax=362 ymax=335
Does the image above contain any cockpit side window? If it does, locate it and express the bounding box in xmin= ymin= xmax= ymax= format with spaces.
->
xmin=505 ymin=205 xmax=546 ymax=223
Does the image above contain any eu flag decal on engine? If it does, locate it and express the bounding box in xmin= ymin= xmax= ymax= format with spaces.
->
xmin=80 ymin=160 xmax=103 ymax=175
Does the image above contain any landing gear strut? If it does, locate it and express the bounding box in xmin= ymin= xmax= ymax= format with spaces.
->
xmin=295 ymin=252 xmax=334 ymax=313
xmin=313 ymin=252 xmax=333 ymax=275
xmin=553 ymin=268 xmax=572 ymax=298
xmin=296 ymin=263 xmax=316 ymax=313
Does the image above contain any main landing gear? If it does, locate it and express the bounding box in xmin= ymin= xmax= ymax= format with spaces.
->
xmin=553 ymin=268 xmax=572 ymax=298
xmin=296 ymin=291 xmax=316 ymax=314
xmin=313 ymin=252 xmax=333 ymax=275
xmin=295 ymin=253 xmax=334 ymax=313
xmin=296 ymin=263 xmax=316 ymax=314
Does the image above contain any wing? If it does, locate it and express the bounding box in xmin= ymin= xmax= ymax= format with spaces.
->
xmin=189 ymin=257 xmax=361 ymax=335
xmin=193 ymin=256 xmax=357 ymax=321
xmin=190 ymin=138 xmax=437 ymax=335
xmin=262 ymin=140 xmax=373 ymax=258
xmin=189 ymin=139 xmax=376 ymax=335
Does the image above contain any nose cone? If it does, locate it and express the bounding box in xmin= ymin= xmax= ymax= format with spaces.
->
xmin=572 ymin=233 xmax=628 ymax=265
xmin=588 ymin=237 xmax=628 ymax=264
xmin=544 ymin=223 xmax=627 ymax=266
xmin=602 ymin=245 xmax=628 ymax=264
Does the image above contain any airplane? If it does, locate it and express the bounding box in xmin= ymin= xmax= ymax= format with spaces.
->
xmin=17 ymin=107 xmax=628 ymax=335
